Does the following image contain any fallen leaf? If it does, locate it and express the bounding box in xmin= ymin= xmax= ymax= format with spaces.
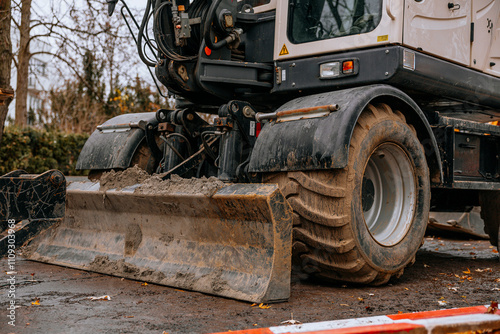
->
xmin=448 ymin=287 xmax=459 ymax=292
xmin=486 ymin=302 xmax=499 ymax=314
xmin=495 ymin=278 xmax=500 ymax=283
xmin=397 ymin=311 xmax=403 ymax=314
xmin=493 ymin=249 xmax=499 ymax=254
xmin=31 ymin=299 xmax=40 ymax=306
xmin=357 ymin=297 xmax=364 ymax=302
xmin=492 ymin=288 xmax=500 ymax=291
xmin=253 ymin=324 xmax=258 ymax=326
xmin=281 ymin=319 xmax=302 ymax=325
xmin=404 ymin=288 xmax=409 ymax=291
xmin=438 ymin=300 xmax=447 ymax=306
xmin=463 ymin=268 xmax=471 ymax=274
xmin=250 ymin=303 xmax=257 ymax=307
xmin=124 ymin=316 xmax=134 ymax=318
xmin=435 ymin=248 xmax=439 ymax=251
xmin=423 ymin=264 xmax=430 ymax=268
xmin=88 ymin=295 xmax=111 ymax=301
xmin=141 ymin=282 xmax=148 ymax=286
xmin=340 ymin=304 xmax=349 ymax=307
xmin=258 ymin=303 xmax=271 ymax=309
xmin=368 ymin=293 xmax=374 ymax=296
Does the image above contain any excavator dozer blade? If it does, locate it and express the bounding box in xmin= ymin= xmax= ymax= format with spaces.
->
xmin=23 ymin=181 xmax=293 ymax=303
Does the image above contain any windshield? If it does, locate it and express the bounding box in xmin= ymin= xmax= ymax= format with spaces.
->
xmin=288 ymin=0 xmax=383 ymax=44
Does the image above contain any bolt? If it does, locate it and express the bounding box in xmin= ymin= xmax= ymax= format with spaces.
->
xmin=242 ymin=106 xmax=254 ymax=118
xmin=231 ymin=103 xmax=239 ymax=112
xmin=187 ymin=113 xmax=194 ymax=121
xmin=385 ymin=50 xmax=389 ymax=54
xmin=51 ymin=173 xmax=64 ymax=186
xmin=385 ymin=72 xmax=389 ymax=76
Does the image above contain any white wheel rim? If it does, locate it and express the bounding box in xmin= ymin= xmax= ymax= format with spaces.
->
xmin=362 ymin=143 xmax=416 ymax=246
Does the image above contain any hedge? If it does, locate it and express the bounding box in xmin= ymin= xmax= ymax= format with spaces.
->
xmin=0 ymin=127 xmax=89 ymax=176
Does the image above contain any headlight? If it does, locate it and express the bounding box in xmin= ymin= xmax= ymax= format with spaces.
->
xmin=320 ymin=62 xmax=340 ymax=78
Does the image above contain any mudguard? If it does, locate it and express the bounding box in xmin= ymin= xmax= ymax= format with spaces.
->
xmin=76 ymin=112 xmax=157 ymax=170
xmin=249 ymin=84 xmax=443 ymax=183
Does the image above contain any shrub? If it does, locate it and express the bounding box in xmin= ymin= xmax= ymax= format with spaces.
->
xmin=0 ymin=127 xmax=89 ymax=175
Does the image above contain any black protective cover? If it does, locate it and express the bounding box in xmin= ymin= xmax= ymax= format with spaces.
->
xmin=76 ymin=112 xmax=157 ymax=170
xmin=249 ymin=84 xmax=442 ymax=181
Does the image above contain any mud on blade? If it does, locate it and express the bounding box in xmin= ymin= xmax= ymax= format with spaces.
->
xmin=24 ymin=181 xmax=293 ymax=303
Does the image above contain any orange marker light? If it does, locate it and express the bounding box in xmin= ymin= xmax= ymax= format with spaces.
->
xmin=178 ymin=5 xmax=185 ymax=11
xmin=343 ymin=60 xmax=354 ymax=74
xmin=204 ymin=46 xmax=212 ymax=56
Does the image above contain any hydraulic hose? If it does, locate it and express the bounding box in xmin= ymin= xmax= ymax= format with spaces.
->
xmin=137 ymin=0 xmax=157 ymax=67
xmin=203 ymin=0 xmax=229 ymax=51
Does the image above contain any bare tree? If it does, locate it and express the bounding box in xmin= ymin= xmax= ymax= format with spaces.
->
xmin=0 ymin=0 xmax=13 ymax=142
xmin=10 ymin=0 xmax=135 ymax=126
xmin=14 ymin=0 xmax=31 ymax=126
xmin=10 ymin=0 xmax=166 ymax=131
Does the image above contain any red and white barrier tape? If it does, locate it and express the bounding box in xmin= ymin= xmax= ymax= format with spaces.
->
xmin=211 ymin=304 xmax=500 ymax=334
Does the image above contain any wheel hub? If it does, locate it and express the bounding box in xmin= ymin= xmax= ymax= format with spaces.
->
xmin=362 ymin=177 xmax=375 ymax=212
xmin=362 ymin=143 xmax=416 ymax=246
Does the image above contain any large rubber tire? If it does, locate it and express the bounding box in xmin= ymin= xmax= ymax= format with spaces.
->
xmin=267 ymin=103 xmax=430 ymax=285
xmin=479 ymin=191 xmax=500 ymax=250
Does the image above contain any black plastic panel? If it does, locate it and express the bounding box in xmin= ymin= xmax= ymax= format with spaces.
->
xmin=274 ymin=46 xmax=500 ymax=111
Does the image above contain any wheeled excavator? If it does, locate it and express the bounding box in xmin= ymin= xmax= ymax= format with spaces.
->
xmin=4 ymin=0 xmax=499 ymax=303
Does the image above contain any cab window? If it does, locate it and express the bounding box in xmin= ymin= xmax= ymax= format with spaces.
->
xmin=288 ymin=0 xmax=383 ymax=44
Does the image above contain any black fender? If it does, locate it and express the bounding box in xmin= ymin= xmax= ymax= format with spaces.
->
xmin=76 ymin=112 xmax=157 ymax=170
xmin=249 ymin=84 xmax=443 ymax=183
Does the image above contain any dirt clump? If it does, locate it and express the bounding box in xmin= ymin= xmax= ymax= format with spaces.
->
xmin=98 ymin=166 xmax=226 ymax=196
xmin=136 ymin=174 xmax=226 ymax=197
xmin=99 ymin=165 xmax=150 ymax=191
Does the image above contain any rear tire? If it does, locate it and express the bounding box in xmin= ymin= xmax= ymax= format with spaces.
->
xmin=268 ymin=103 xmax=430 ymax=285
xmin=479 ymin=191 xmax=500 ymax=250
